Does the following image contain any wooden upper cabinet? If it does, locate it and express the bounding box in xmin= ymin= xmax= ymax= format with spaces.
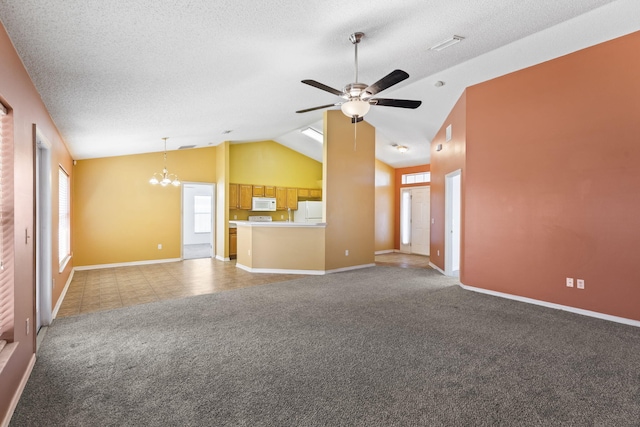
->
xmin=252 ymin=185 xmax=265 ymax=197
xmin=286 ymin=188 xmax=298 ymax=210
xmin=229 ymin=183 xmax=239 ymax=209
xmin=297 ymin=188 xmax=310 ymax=198
xmin=309 ymin=189 xmax=322 ymax=199
xmin=239 ymin=184 xmax=253 ymax=210
xmin=264 ymin=186 xmax=276 ymax=198
xmin=275 ymin=187 xmax=287 ymax=210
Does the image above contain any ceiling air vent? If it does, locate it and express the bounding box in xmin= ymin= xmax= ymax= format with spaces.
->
xmin=178 ymin=145 xmax=196 ymax=150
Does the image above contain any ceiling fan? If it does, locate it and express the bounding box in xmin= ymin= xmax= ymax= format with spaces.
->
xmin=296 ymin=32 xmax=422 ymax=123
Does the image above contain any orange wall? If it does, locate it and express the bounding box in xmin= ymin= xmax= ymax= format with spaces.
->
xmin=393 ymin=164 xmax=431 ymax=250
xmin=0 ymin=22 xmax=74 ymax=423
xmin=430 ymin=94 xmax=466 ymax=271
xmin=461 ymin=31 xmax=640 ymax=320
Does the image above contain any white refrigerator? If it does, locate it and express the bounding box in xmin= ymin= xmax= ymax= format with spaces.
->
xmin=293 ymin=201 xmax=323 ymax=223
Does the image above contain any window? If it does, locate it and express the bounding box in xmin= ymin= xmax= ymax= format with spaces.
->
xmin=194 ymin=195 xmax=212 ymax=233
xmin=401 ymin=172 xmax=431 ymax=185
xmin=58 ymin=166 xmax=70 ymax=270
xmin=0 ymin=101 xmax=14 ymax=342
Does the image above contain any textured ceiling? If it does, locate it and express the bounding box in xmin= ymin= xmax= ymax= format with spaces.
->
xmin=0 ymin=0 xmax=638 ymax=167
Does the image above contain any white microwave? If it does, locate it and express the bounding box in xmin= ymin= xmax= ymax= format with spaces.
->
xmin=252 ymin=197 xmax=276 ymax=211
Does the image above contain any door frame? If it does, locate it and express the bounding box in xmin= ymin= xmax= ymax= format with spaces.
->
xmin=34 ymin=125 xmax=52 ymax=331
xmin=181 ymin=182 xmax=216 ymax=259
xmin=444 ymin=169 xmax=462 ymax=277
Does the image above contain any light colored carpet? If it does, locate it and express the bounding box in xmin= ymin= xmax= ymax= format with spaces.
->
xmin=10 ymin=267 xmax=640 ymax=426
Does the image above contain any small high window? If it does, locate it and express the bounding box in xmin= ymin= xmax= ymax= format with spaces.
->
xmin=401 ymin=172 xmax=431 ymax=185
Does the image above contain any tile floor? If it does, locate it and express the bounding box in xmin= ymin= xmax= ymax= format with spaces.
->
xmin=56 ymin=253 xmax=430 ymax=318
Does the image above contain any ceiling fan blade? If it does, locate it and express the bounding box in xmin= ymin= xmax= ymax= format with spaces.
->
xmin=296 ymin=103 xmax=339 ymax=113
xmin=370 ymin=98 xmax=422 ymax=109
xmin=364 ymin=69 xmax=409 ymax=96
xmin=351 ymin=117 xmax=364 ymax=124
xmin=301 ymin=80 xmax=343 ymax=96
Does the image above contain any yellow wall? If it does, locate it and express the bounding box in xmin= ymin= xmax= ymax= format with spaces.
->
xmin=323 ymin=110 xmax=376 ymax=270
xmin=229 ymin=140 xmax=322 ymax=187
xmin=73 ymin=147 xmax=216 ymax=266
xmin=375 ymin=159 xmax=395 ymax=252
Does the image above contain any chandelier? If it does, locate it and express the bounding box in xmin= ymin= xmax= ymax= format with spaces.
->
xmin=149 ymin=137 xmax=180 ymax=187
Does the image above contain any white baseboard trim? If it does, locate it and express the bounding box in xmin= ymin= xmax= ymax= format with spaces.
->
xmin=235 ymin=263 xmax=326 ymax=275
xmin=52 ymin=269 xmax=75 ymax=319
xmin=375 ymin=249 xmax=395 ymax=255
xmin=325 ymin=263 xmax=377 ymax=274
xmin=74 ymin=258 xmax=182 ymax=271
xmin=429 ymin=262 xmax=446 ymax=275
xmin=460 ymin=283 xmax=640 ymax=328
xmin=215 ymin=255 xmax=231 ymax=262
xmin=1 ymin=353 xmax=35 ymax=427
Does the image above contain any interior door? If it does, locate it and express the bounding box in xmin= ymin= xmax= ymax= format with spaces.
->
xmin=445 ymin=170 xmax=461 ymax=276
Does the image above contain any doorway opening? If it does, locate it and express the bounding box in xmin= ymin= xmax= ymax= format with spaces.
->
xmin=182 ymin=183 xmax=215 ymax=260
xmin=35 ymin=126 xmax=52 ymax=337
xmin=399 ymin=186 xmax=430 ymax=255
xmin=445 ymin=170 xmax=461 ymax=277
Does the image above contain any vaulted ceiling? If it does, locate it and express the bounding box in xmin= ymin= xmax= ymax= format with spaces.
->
xmin=1 ymin=0 xmax=638 ymax=167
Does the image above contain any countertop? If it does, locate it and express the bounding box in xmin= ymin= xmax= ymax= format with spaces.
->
xmin=230 ymin=220 xmax=326 ymax=228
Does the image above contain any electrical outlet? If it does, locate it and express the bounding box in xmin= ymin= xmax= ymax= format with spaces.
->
xmin=431 ymin=218 xmax=435 ymax=224
xmin=157 ymin=244 xmax=162 ymax=250
xmin=345 ymin=250 xmax=349 ymax=256
xmin=280 ymin=215 xmax=284 ymax=219
xmin=26 ymin=318 xmax=30 ymax=335
xmin=566 ymin=278 xmax=574 ymax=288
xmin=437 ymin=250 xmax=440 ymax=256
xmin=577 ymin=279 xmax=585 ymax=289
xmin=248 ymin=249 xmax=251 ymax=256
xmin=233 ymin=215 xmax=237 ymax=219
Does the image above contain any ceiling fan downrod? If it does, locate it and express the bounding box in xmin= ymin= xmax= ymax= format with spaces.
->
xmin=349 ymin=32 xmax=364 ymax=84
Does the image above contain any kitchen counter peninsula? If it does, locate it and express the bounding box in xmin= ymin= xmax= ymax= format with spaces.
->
xmin=230 ymin=220 xmax=326 ymax=274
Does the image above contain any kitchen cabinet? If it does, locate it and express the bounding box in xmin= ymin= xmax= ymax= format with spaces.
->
xmin=239 ymin=184 xmax=253 ymax=210
xmin=275 ymin=187 xmax=287 ymax=210
xmin=229 ymin=183 xmax=239 ymax=209
xmin=229 ymin=228 xmax=237 ymax=258
xmin=264 ymin=186 xmax=276 ymax=198
xmin=252 ymin=185 xmax=265 ymax=197
xmin=298 ymin=188 xmax=310 ymax=198
xmin=309 ymin=189 xmax=322 ymax=199
xmin=287 ymin=188 xmax=298 ymax=210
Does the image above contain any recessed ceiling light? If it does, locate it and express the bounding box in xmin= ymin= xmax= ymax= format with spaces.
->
xmin=435 ymin=81 xmax=445 ymax=87
xmin=301 ymin=127 xmax=323 ymax=143
xmin=429 ymin=35 xmax=464 ymax=52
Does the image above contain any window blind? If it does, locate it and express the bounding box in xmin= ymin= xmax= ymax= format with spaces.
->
xmin=58 ymin=167 xmax=70 ymax=268
xmin=0 ymin=102 xmax=15 ymax=341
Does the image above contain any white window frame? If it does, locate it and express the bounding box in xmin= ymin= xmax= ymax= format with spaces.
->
xmin=401 ymin=172 xmax=431 ymax=185
xmin=193 ymin=195 xmax=212 ymax=234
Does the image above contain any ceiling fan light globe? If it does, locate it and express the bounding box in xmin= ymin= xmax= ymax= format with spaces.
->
xmin=341 ymin=99 xmax=370 ymax=118
xmin=149 ymin=176 xmax=159 ymax=185
xmin=172 ymin=179 xmax=181 ymax=186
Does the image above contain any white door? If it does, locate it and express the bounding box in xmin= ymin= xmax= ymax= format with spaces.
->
xmin=411 ymin=187 xmax=430 ymax=256
xmin=182 ymin=183 xmax=215 ymax=260
xmin=445 ymin=170 xmax=461 ymax=276
xmin=399 ymin=186 xmax=430 ymax=255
